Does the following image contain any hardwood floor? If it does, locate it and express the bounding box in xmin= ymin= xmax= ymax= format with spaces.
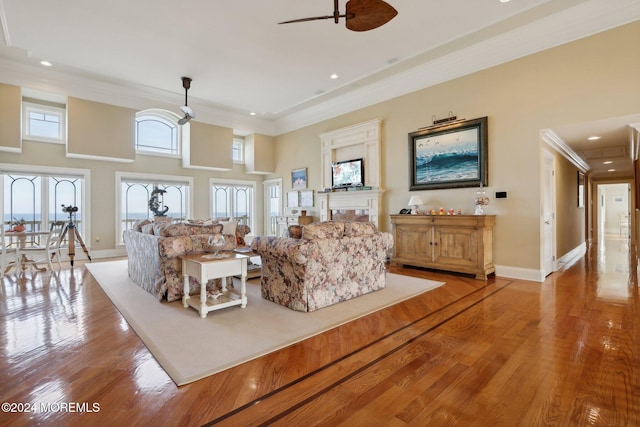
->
xmin=1 ymin=236 xmax=638 ymax=426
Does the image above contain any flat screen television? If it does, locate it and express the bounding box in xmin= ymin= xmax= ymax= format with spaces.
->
xmin=331 ymin=158 xmax=364 ymax=189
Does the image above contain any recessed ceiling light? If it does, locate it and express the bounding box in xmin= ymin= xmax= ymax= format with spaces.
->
xmin=588 ymin=136 xmax=601 ymax=141
xmin=499 ymin=0 xmax=510 ymax=3
xmin=330 ymin=74 xmax=339 ymax=80
xmin=608 ymin=169 xmax=616 ymax=172
xmin=603 ymin=160 xmax=613 ymax=164
xmin=40 ymin=60 xmax=52 ymax=67
xmin=249 ymin=112 xmax=256 ymax=116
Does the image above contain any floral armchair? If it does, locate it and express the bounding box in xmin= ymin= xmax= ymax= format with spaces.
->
xmin=250 ymin=221 xmax=393 ymax=312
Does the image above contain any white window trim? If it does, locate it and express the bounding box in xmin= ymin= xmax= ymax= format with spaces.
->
xmin=209 ymin=178 xmax=257 ymax=232
xmin=22 ymin=101 xmax=66 ymax=144
xmin=115 ymin=171 xmax=194 ymax=246
xmin=0 ymin=162 xmax=91 ymax=244
xmin=232 ymin=137 xmax=245 ymax=164
xmin=135 ymin=109 xmax=184 ymax=159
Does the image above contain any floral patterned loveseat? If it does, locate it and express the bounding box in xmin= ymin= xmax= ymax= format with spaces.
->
xmin=250 ymin=221 xmax=393 ymax=312
xmin=123 ymin=219 xmax=251 ymax=302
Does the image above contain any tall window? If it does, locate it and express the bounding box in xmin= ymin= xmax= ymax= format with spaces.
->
xmin=135 ymin=109 xmax=182 ymax=157
xmin=22 ymin=100 xmax=66 ymax=143
xmin=210 ymin=179 xmax=255 ymax=229
xmin=117 ymin=172 xmax=192 ymax=244
xmin=1 ymin=165 xmax=88 ymax=245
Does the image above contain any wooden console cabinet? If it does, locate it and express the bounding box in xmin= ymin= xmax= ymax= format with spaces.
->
xmin=390 ymin=214 xmax=495 ymax=280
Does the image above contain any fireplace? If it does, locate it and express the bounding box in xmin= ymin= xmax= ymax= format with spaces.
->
xmin=331 ymin=209 xmax=370 ymax=222
xmin=316 ymin=189 xmax=384 ymax=227
xmin=316 ymin=119 xmax=384 ymax=227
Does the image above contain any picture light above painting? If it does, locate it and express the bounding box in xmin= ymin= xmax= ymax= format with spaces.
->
xmin=408 ymin=116 xmax=488 ymax=191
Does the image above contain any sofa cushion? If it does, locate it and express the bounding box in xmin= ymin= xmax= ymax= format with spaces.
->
xmin=158 ymin=235 xmax=193 ymax=258
xmin=302 ymin=221 xmax=345 ymax=240
xmin=344 ymin=221 xmax=377 ymax=237
xmin=154 ymin=222 xmax=189 ymax=237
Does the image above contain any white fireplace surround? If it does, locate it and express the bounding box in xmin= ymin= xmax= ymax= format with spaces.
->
xmin=316 ymin=189 xmax=385 ymax=227
xmin=317 ymin=119 xmax=384 ymax=227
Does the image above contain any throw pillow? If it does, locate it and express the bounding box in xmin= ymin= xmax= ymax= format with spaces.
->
xmin=133 ymin=218 xmax=152 ymax=232
xmin=219 ymin=220 xmax=237 ymax=237
xmin=288 ymin=225 xmax=303 ymax=239
xmin=141 ymin=223 xmax=155 ymax=234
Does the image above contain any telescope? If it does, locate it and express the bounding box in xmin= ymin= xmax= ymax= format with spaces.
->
xmin=61 ymin=204 xmax=78 ymax=214
xmin=59 ymin=204 xmax=91 ymax=266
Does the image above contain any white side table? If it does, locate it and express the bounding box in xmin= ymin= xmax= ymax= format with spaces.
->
xmin=180 ymin=253 xmax=248 ymax=318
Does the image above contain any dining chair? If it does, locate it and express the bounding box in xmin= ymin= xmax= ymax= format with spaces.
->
xmin=0 ymin=226 xmax=19 ymax=278
xmin=20 ymin=221 xmax=66 ymax=273
xmin=618 ymin=212 xmax=630 ymax=236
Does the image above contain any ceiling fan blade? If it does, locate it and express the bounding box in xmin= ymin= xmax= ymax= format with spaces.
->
xmin=278 ymin=15 xmax=334 ymax=24
xmin=345 ymin=0 xmax=398 ymax=32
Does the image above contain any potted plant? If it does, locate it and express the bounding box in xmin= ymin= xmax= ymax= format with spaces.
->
xmin=12 ymin=217 xmax=26 ymax=232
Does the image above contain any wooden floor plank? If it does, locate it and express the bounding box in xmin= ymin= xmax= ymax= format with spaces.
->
xmin=1 ymin=237 xmax=639 ymax=426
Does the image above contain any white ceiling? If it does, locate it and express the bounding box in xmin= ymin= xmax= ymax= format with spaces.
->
xmin=1 ymin=0 xmax=639 ymax=176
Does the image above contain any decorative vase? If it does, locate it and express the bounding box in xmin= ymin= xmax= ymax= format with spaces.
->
xmin=13 ymin=225 xmax=25 ymax=232
xmin=301 ymin=210 xmax=307 ymax=216
xmin=474 ymin=185 xmax=489 ymax=215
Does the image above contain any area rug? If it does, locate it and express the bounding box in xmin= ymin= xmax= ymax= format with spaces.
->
xmin=86 ymin=260 xmax=444 ymax=386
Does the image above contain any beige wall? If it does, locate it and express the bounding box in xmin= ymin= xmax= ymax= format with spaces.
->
xmin=555 ymin=154 xmax=585 ymax=257
xmin=0 ymin=83 xmax=21 ymax=151
xmin=67 ymin=97 xmax=136 ymax=160
xmin=272 ymin=21 xmax=640 ymax=272
xmin=1 ymin=21 xmax=638 ymax=276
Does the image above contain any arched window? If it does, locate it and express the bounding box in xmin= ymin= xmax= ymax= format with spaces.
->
xmin=135 ymin=109 xmax=184 ymax=157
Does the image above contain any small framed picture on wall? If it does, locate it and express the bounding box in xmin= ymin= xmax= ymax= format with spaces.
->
xmin=287 ymin=191 xmax=299 ymax=208
xmin=292 ymin=168 xmax=307 ymax=189
xmin=300 ymin=190 xmax=314 ymax=207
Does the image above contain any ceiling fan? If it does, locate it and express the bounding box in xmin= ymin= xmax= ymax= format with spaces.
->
xmin=279 ymin=0 xmax=398 ymax=32
xmin=178 ymin=76 xmax=195 ymax=125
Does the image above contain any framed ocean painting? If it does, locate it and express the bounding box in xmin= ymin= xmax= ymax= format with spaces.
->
xmin=408 ymin=116 xmax=488 ymax=190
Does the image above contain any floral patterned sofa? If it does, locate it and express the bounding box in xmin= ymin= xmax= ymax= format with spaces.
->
xmin=123 ymin=219 xmax=251 ymax=302
xmin=250 ymin=221 xmax=393 ymax=312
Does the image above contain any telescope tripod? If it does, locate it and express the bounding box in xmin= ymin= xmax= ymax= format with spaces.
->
xmin=60 ymin=217 xmax=92 ymax=267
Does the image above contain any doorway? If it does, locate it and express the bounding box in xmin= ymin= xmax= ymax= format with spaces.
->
xmin=595 ymin=182 xmax=631 ymax=240
xmin=263 ymin=178 xmax=283 ymax=236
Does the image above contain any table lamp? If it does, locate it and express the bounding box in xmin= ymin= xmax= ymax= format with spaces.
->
xmin=408 ymin=195 xmax=424 ymax=215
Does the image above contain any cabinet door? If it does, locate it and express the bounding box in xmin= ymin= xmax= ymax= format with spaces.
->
xmin=433 ymin=226 xmax=478 ymax=268
xmin=394 ymin=223 xmax=433 ymax=263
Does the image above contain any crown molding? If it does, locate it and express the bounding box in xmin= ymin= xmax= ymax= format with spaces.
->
xmin=275 ymin=0 xmax=640 ymax=134
xmin=0 ymin=59 xmax=277 ymax=136
xmin=541 ymin=129 xmax=590 ymax=172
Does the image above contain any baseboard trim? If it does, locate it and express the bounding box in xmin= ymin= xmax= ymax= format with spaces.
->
xmin=495 ymin=265 xmax=544 ymax=282
xmin=555 ymin=243 xmax=586 ymax=271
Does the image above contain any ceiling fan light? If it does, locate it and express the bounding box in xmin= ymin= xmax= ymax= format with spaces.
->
xmin=178 ymin=77 xmax=195 ymax=125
